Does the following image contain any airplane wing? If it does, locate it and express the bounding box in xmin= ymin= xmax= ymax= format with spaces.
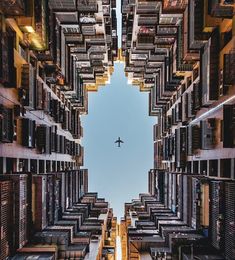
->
xmin=115 ymin=139 xmax=124 ymax=143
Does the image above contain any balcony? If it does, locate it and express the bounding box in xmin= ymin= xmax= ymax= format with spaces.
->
xmin=80 ymin=73 xmax=95 ymax=80
xmin=49 ymin=0 xmax=76 ymax=10
xmin=163 ymin=0 xmax=187 ymax=11
xmin=133 ymin=73 xmax=144 ymax=79
xmin=93 ymin=66 xmax=105 ymax=74
xmin=77 ymin=0 xmax=98 ymax=12
xmin=136 ymin=2 xmax=160 ymax=14
xmin=70 ymin=45 xmax=87 ymax=54
xmin=177 ymin=63 xmax=194 ymax=72
xmin=155 ymin=37 xmax=175 ymax=46
xmin=81 ymin=25 xmax=96 ymax=36
xmin=0 ymin=0 xmax=26 ymax=16
xmin=125 ymin=66 xmax=144 ymax=73
xmin=144 ymin=76 xmax=155 ymax=86
xmin=63 ymin=26 xmax=81 ymax=35
xmin=210 ymin=3 xmax=234 ymax=18
xmin=89 ymin=53 xmax=104 ymax=60
xmin=149 ymin=55 xmax=165 ymax=62
xmin=89 ymin=37 xmax=106 ymax=45
xmin=133 ymin=60 xmax=146 ymax=67
xmin=138 ymin=16 xmax=158 ymax=26
xmin=137 ymin=36 xmax=155 ymax=50
xmin=145 ymin=67 xmax=158 ymax=74
xmin=88 ymin=46 xmax=106 ymax=55
xmin=130 ymin=52 xmax=149 ymax=61
xmin=74 ymin=53 xmax=89 ymax=61
xmin=156 ymin=26 xmax=177 ymax=36
xmin=79 ymin=15 xmax=96 ymax=24
xmin=78 ymin=67 xmax=94 ymax=74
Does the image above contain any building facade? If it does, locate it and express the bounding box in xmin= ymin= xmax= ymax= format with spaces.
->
xmin=0 ymin=0 xmax=117 ymax=259
xmin=122 ymin=0 xmax=234 ymax=259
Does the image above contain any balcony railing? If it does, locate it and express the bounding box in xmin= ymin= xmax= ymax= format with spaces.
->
xmin=156 ymin=26 xmax=177 ymax=36
xmin=88 ymin=46 xmax=106 ymax=54
xmin=210 ymin=3 xmax=234 ymax=18
xmin=74 ymin=53 xmax=89 ymax=61
xmin=163 ymin=0 xmax=187 ymax=10
xmin=79 ymin=16 xmax=96 ymax=24
xmin=137 ymin=2 xmax=160 ymax=14
xmin=155 ymin=37 xmax=175 ymax=45
xmin=138 ymin=16 xmax=158 ymax=26
xmin=0 ymin=0 xmax=25 ymax=16
xmin=177 ymin=63 xmax=194 ymax=72
xmin=63 ymin=26 xmax=81 ymax=35
xmin=90 ymin=53 xmax=104 ymax=60
xmin=81 ymin=25 xmax=96 ymax=36
xmin=77 ymin=0 xmax=98 ymax=12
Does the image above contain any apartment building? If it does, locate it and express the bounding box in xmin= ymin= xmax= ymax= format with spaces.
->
xmin=122 ymin=0 xmax=234 ymax=259
xmin=0 ymin=0 xmax=117 ymax=259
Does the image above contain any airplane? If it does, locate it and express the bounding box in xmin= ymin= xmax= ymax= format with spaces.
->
xmin=115 ymin=137 xmax=124 ymax=147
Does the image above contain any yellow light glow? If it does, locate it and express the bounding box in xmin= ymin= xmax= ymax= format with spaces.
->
xmin=31 ymin=38 xmax=43 ymax=49
xmin=203 ymin=27 xmax=213 ymax=33
xmin=24 ymin=26 xmax=35 ymax=33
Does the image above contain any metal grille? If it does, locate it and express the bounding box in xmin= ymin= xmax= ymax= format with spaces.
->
xmin=225 ymin=182 xmax=235 ymax=259
xmin=0 ymin=181 xmax=12 ymax=259
xmin=49 ymin=0 xmax=76 ymax=9
xmin=210 ymin=181 xmax=225 ymax=250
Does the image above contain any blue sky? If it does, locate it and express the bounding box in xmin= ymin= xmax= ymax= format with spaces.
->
xmin=81 ymin=63 xmax=156 ymax=219
xmin=81 ymin=2 xmax=156 ymax=219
